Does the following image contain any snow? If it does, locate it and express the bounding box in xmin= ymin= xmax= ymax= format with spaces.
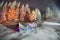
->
xmin=42 ymin=21 xmax=60 ymax=30
xmin=43 ymin=21 xmax=60 ymax=25
xmin=0 ymin=27 xmax=59 ymax=40
xmin=22 ymin=27 xmax=58 ymax=40
xmin=0 ymin=22 xmax=59 ymax=40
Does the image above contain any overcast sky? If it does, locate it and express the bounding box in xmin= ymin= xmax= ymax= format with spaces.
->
xmin=0 ymin=0 xmax=60 ymax=13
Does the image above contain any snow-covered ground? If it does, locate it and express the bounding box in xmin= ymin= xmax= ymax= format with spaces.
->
xmin=43 ymin=21 xmax=60 ymax=30
xmin=0 ymin=23 xmax=59 ymax=40
xmin=21 ymin=27 xmax=59 ymax=40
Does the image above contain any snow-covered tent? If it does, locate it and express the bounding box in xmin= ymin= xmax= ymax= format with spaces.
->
xmin=19 ymin=22 xmax=25 ymax=29
xmin=0 ymin=1 xmax=4 ymax=9
xmin=35 ymin=8 xmax=41 ymax=20
xmin=46 ymin=7 xmax=54 ymax=19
